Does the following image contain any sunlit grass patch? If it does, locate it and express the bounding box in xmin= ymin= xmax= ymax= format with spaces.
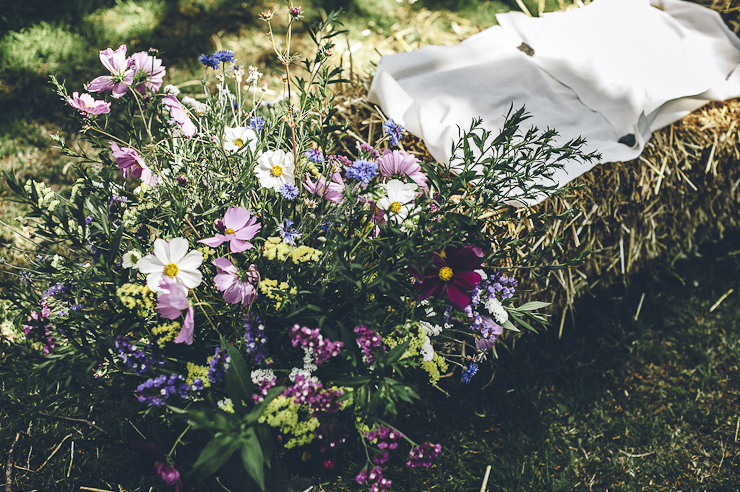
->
xmin=84 ymin=0 xmax=167 ymax=48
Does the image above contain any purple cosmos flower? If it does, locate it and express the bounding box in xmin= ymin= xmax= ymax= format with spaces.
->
xmin=67 ymin=92 xmax=111 ymax=115
xmin=157 ymin=276 xmax=195 ymax=345
xmin=382 ymin=118 xmax=405 ymax=146
xmin=88 ymin=45 xmax=134 ymax=99
xmin=128 ymin=51 xmax=166 ymax=94
xmin=212 ymin=257 xmax=259 ymax=306
xmin=132 ymin=441 xmax=184 ymax=492
xmin=162 ymin=94 xmax=197 ymax=139
xmin=411 ymin=245 xmax=484 ymax=311
xmin=304 ymin=173 xmax=345 ymax=203
xmin=109 ymin=141 xmax=157 ymax=186
xmin=198 ymin=206 xmax=261 ymax=253
xmin=378 ymin=149 xmax=428 ymax=191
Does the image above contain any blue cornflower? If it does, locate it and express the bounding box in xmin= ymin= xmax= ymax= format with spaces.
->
xmin=85 ymin=215 xmax=94 ymax=225
xmin=198 ymin=54 xmax=219 ymax=70
xmin=278 ymin=183 xmax=299 ymax=200
xmin=248 ymin=116 xmax=265 ymax=135
xmin=278 ymin=219 xmax=301 ymax=245
xmin=345 ymin=159 xmax=378 ymax=184
xmin=320 ymin=221 xmax=332 ymax=232
xmin=69 ymin=304 xmax=84 ymax=311
xmin=211 ymin=50 xmax=235 ymax=63
xmin=461 ymin=362 xmax=479 ymax=384
xmin=306 ymin=148 xmax=324 ymax=163
xmin=382 ymin=119 xmax=405 ymax=146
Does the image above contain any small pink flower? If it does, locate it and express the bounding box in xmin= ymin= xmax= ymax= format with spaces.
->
xmin=67 ymin=92 xmax=111 ymax=115
xmin=198 ymin=207 xmax=261 ymax=253
xmin=378 ymin=149 xmax=428 ymax=192
xmin=304 ymin=173 xmax=345 ymax=203
xmin=163 ymin=94 xmax=197 ymax=139
xmin=212 ymin=257 xmax=259 ymax=306
xmin=109 ymin=142 xmax=157 ymax=186
xmin=88 ymin=45 xmax=134 ymax=99
xmin=128 ymin=51 xmax=166 ymax=94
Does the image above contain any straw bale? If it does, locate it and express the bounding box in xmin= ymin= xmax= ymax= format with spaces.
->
xmin=332 ymin=0 xmax=740 ymax=330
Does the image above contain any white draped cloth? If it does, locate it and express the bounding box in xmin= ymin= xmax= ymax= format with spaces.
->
xmin=368 ymin=0 xmax=740 ymax=201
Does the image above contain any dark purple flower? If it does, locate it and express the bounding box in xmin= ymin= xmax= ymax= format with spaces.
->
xmin=406 ymin=442 xmax=442 ymax=468
xmin=131 ymin=441 xmax=184 ymax=491
xmin=411 ymin=245 xmax=484 ymax=311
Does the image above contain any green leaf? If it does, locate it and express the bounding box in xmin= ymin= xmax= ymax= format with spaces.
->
xmin=221 ymin=336 xmax=253 ymax=408
xmin=502 ymin=320 xmax=521 ymax=332
xmin=194 ymin=434 xmax=239 ymax=476
xmin=241 ymin=431 xmax=265 ymax=491
xmin=515 ymin=301 xmax=551 ymax=311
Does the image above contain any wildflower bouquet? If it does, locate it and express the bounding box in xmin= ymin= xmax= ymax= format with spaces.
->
xmin=0 ymin=7 xmax=597 ymax=491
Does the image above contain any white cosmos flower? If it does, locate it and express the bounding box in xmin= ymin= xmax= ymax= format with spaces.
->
xmin=224 ymin=126 xmax=258 ymax=154
xmin=376 ymin=179 xmax=418 ymax=223
xmin=254 ymin=149 xmax=295 ymax=191
xmin=137 ymin=238 xmax=203 ymax=293
xmin=121 ymin=250 xmax=142 ymax=269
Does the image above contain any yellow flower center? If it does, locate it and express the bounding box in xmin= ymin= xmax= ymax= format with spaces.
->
xmin=390 ymin=201 xmax=402 ymax=213
xmin=85 ymin=102 xmax=95 ymax=108
xmin=163 ymin=263 xmax=179 ymax=278
xmin=225 ymin=228 xmax=235 ymax=235
xmin=234 ymin=138 xmax=244 ymax=147
xmin=271 ymin=165 xmax=283 ymax=177
xmin=438 ymin=266 xmax=453 ymax=282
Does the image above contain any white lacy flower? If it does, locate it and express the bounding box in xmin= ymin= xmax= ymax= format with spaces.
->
xmin=376 ymin=179 xmax=418 ymax=223
xmin=420 ymin=337 xmax=434 ymax=362
xmin=137 ymin=237 xmax=203 ymax=293
xmin=163 ymin=84 xmax=180 ymax=95
xmin=224 ymin=126 xmax=258 ymax=154
xmin=122 ymin=250 xmax=142 ymax=269
xmin=420 ymin=320 xmax=443 ymax=337
xmin=485 ymin=296 xmax=508 ymax=325
xmin=255 ymin=149 xmax=295 ymax=191
xmin=289 ymin=367 xmax=318 ymax=383
xmin=251 ymin=368 xmax=276 ymax=385
xmin=476 ymin=269 xmax=488 ymax=280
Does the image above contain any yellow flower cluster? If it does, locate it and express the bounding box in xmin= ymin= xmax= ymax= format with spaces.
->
xmin=122 ymin=201 xmax=159 ymax=229
xmin=24 ymin=180 xmax=56 ymax=209
xmin=262 ymin=237 xmax=321 ymax=264
xmin=151 ymin=321 xmax=180 ymax=348
xmin=258 ymin=395 xmax=320 ymax=449
xmin=116 ymin=283 xmax=156 ymax=317
xmin=383 ymin=328 xmax=448 ymax=385
xmin=258 ymin=278 xmax=297 ymax=310
xmin=186 ymin=362 xmax=211 ymax=387
xmin=70 ymin=179 xmax=86 ymax=202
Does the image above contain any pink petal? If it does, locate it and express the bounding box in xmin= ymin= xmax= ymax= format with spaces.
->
xmin=173 ymin=305 xmax=194 ymax=345
xmin=229 ymin=238 xmax=253 ymax=253
xmin=223 ymin=207 xmax=249 ymax=230
xmin=198 ymin=235 xmax=226 ymax=248
xmin=446 ymin=284 xmax=471 ymax=311
xmin=212 ymin=257 xmax=236 ymax=272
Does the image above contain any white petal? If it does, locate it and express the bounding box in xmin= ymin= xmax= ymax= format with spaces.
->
xmin=152 ymin=238 xmax=170 ymax=264
xmin=177 ymin=250 xmax=204 ymax=272
xmin=136 ymin=255 xmax=164 ymax=274
xmin=177 ymin=269 xmax=203 ymax=289
xmin=146 ymin=272 xmax=164 ymax=292
xmin=168 ymin=237 xmax=190 ymax=263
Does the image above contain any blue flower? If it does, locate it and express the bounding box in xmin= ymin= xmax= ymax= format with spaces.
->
xmin=306 ymin=148 xmax=324 ymax=163
xmin=207 ymin=347 xmax=231 ymax=383
xmin=278 ymin=183 xmax=299 ymax=200
xmin=198 ymin=54 xmax=219 ymax=70
xmin=278 ymin=219 xmax=301 ymax=245
xmin=320 ymin=221 xmax=332 ymax=232
xmin=461 ymin=362 xmax=479 ymax=384
xmin=211 ymin=50 xmax=235 ymax=63
xmin=248 ymin=116 xmax=265 ymax=135
xmin=345 ymin=159 xmax=378 ymax=184
xmin=382 ymin=119 xmax=405 ymax=146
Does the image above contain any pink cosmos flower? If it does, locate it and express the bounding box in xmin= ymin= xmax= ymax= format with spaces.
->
xmin=88 ymin=45 xmax=134 ymax=99
xmin=198 ymin=207 xmax=261 ymax=253
xmin=162 ymin=94 xmax=197 ymax=139
xmin=212 ymin=257 xmax=259 ymax=305
xmin=304 ymin=172 xmax=345 ymax=204
xmin=131 ymin=440 xmax=184 ymax=492
xmin=378 ymin=149 xmax=428 ymax=192
xmin=67 ymin=92 xmax=111 ymax=115
xmin=128 ymin=51 xmax=166 ymax=94
xmin=411 ymin=245 xmax=484 ymax=310
xmin=109 ymin=141 xmax=157 ymax=186
xmin=157 ymin=276 xmax=195 ymax=345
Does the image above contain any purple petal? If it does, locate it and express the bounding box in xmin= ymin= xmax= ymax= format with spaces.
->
xmin=446 ymin=284 xmax=471 ymax=311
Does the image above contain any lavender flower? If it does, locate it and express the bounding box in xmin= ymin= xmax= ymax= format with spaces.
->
xmin=207 ymin=347 xmax=231 ymax=383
